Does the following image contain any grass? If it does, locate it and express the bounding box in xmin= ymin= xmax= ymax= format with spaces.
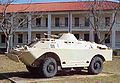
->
xmin=0 ymin=55 xmax=26 ymax=83
xmin=0 ymin=55 xmax=120 ymax=83
xmin=103 ymin=56 xmax=120 ymax=74
xmin=45 ymin=75 xmax=120 ymax=83
xmin=0 ymin=55 xmax=26 ymax=72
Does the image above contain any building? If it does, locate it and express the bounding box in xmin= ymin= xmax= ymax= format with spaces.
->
xmin=0 ymin=1 xmax=120 ymax=49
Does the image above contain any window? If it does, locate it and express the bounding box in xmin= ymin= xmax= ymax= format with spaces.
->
xmin=55 ymin=17 xmax=60 ymax=27
xmin=13 ymin=35 xmax=14 ymax=43
xmin=1 ymin=34 xmax=5 ymax=43
xmin=27 ymin=34 xmax=28 ymax=43
xmin=45 ymin=35 xmax=48 ymax=38
xmin=36 ymin=18 xmax=41 ymax=26
xmin=75 ymin=17 xmax=79 ymax=27
xmin=105 ymin=17 xmax=110 ymax=26
xmin=3 ymin=19 xmax=8 ymax=25
xmin=74 ymin=34 xmax=79 ymax=40
xmin=27 ymin=18 xmax=28 ymax=27
xmin=36 ymin=34 xmax=41 ymax=39
xmin=65 ymin=17 xmax=68 ymax=27
xmin=94 ymin=33 xmax=99 ymax=43
xmin=46 ymin=18 xmax=48 ymax=27
xmin=85 ymin=17 xmax=89 ymax=26
xmin=18 ymin=34 xmax=23 ymax=43
xmin=105 ymin=34 xmax=110 ymax=43
xmin=84 ymin=34 xmax=89 ymax=41
xmin=55 ymin=34 xmax=58 ymax=35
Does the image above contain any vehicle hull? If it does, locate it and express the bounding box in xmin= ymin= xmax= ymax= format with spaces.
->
xmin=6 ymin=48 xmax=112 ymax=68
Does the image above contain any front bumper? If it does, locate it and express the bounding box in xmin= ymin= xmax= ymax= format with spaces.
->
xmin=6 ymin=50 xmax=21 ymax=62
xmin=6 ymin=50 xmax=36 ymax=65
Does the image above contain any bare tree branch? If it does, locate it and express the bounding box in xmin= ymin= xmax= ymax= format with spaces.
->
xmin=100 ymin=10 xmax=117 ymax=43
xmin=0 ymin=0 xmax=40 ymax=52
xmin=88 ymin=0 xmax=120 ymax=44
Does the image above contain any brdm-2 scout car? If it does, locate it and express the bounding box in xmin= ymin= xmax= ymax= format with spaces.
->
xmin=6 ymin=33 xmax=112 ymax=78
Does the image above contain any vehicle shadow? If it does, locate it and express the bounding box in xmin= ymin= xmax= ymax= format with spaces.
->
xmin=0 ymin=70 xmax=90 ymax=80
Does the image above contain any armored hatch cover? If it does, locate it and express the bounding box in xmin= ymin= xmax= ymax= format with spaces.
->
xmin=59 ymin=33 xmax=78 ymax=41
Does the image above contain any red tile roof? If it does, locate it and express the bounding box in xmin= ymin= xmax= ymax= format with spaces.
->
xmin=0 ymin=1 xmax=119 ymax=13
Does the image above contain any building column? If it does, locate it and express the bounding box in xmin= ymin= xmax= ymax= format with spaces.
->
xmin=112 ymin=30 xmax=116 ymax=49
xmin=111 ymin=12 xmax=116 ymax=49
xmin=48 ymin=13 xmax=51 ymax=38
xmin=68 ymin=12 xmax=72 ymax=33
xmin=27 ymin=14 xmax=32 ymax=44
xmin=89 ymin=16 xmax=94 ymax=42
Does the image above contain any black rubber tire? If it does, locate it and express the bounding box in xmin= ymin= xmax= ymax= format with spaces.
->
xmin=26 ymin=65 xmax=39 ymax=74
xmin=88 ymin=57 xmax=103 ymax=74
xmin=41 ymin=57 xmax=58 ymax=78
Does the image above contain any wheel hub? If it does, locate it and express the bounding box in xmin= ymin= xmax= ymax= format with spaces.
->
xmin=47 ymin=63 xmax=55 ymax=73
xmin=94 ymin=62 xmax=101 ymax=70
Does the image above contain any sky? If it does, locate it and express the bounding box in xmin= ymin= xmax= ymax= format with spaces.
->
xmin=14 ymin=0 xmax=118 ymax=4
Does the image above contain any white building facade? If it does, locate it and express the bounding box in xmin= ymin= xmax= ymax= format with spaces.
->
xmin=0 ymin=1 xmax=120 ymax=49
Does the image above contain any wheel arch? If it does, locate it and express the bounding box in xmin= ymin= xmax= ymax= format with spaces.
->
xmin=92 ymin=54 xmax=105 ymax=62
xmin=32 ymin=52 xmax=62 ymax=67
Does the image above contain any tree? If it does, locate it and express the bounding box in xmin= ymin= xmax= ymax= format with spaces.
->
xmin=88 ymin=0 xmax=120 ymax=44
xmin=0 ymin=0 xmax=43 ymax=53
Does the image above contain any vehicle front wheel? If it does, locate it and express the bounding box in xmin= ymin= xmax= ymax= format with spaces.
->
xmin=41 ymin=57 xmax=58 ymax=78
xmin=88 ymin=56 xmax=103 ymax=74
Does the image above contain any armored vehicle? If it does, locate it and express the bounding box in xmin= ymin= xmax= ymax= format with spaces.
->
xmin=6 ymin=33 xmax=112 ymax=78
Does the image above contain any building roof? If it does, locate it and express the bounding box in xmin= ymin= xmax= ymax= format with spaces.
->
xmin=0 ymin=1 xmax=119 ymax=13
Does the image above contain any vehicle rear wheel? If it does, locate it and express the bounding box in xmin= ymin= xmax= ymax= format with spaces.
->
xmin=88 ymin=56 xmax=103 ymax=74
xmin=41 ymin=57 xmax=58 ymax=78
xmin=26 ymin=65 xmax=39 ymax=74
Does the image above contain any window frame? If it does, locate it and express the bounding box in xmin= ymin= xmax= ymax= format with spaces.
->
xmin=105 ymin=17 xmax=110 ymax=26
xmin=18 ymin=34 xmax=23 ymax=43
xmin=36 ymin=18 xmax=41 ymax=26
xmin=65 ymin=17 xmax=68 ymax=27
xmin=85 ymin=17 xmax=90 ymax=26
xmin=1 ymin=34 xmax=6 ymax=43
xmin=84 ymin=33 xmax=89 ymax=41
xmin=74 ymin=17 xmax=79 ymax=27
xmin=55 ymin=17 xmax=60 ymax=27
xmin=46 ymin=18 xmax=48 ymax=27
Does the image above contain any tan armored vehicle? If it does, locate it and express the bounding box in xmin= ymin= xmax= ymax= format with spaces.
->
xmin=6 ymin=33 xmax=112 ymax=78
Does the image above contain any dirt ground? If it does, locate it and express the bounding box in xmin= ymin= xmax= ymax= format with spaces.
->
xmin=0 ymin=55 xmax=120 ymax=83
